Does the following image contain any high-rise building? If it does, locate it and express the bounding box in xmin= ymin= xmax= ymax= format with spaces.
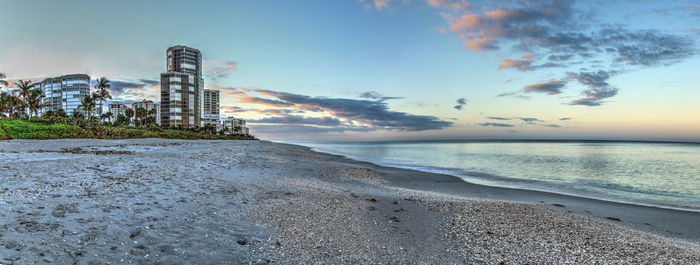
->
xmin=40 ymin=74 xmax=90 ymax=115
xmin=160 ymin=45 xmax=203 ymax=128
xmin=202 ymin=89 xmax=220 ymax=127
xmin=132 ymin=100 xmax=160 ymax=125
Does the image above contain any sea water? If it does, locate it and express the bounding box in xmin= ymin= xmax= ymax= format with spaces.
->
xmin=291 ymin=141 xmax=700 ymax=212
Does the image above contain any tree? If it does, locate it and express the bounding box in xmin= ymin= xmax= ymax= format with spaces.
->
xmin=0 ymin=91 xmax=13 ymax=118
xmin=0 ymin=92 xmax=23 ymax=119
xmin=115 ymin=114 xmax=128 ymax=126
xmin=70 ymin=110 xmax=84 ymax=124
xmin=56 ymin=109 xmax=67 ymax=118
xmin=142 ymin=116 xmax=156 ymax=127
xmin=124 ymin=108 xmax=134 ymax=126
xmin=27 ymin=88 xmax=44 ymax=119
xmin=78 ymin=93 xmax=96 ymax=121
xmin=134 ymin=107 xmax=147 ymax=127
xmin=14 ymin=80 xmax=35 ymax=118
xmin=94 ymin=77 xmax=111 ymax=118
xmin=105 ymin=111 xmax=114 ymax=124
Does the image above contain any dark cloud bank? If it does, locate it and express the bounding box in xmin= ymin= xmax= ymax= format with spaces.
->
xmin=240 ymin=89 xmax=452 ymax=133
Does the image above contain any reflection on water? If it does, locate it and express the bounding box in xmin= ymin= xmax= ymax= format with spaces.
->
xmin=292 ymin=141 xmax=700 ymax=211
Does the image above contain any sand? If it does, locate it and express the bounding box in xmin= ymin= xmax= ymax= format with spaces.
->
xmin=0 ymin=139 xmax=698 ymax=264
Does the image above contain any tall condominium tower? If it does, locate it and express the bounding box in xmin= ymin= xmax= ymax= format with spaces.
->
xmin=202 ymin=89 xmax=220 ymax=127
xmin=40 ymin=74 xmax=91 ymax=115
xmin=160 ymin=45 xmax=203 ymax=128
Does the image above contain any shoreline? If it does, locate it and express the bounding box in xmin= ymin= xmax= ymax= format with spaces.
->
xmin=1 ymin=139 xmax=698 ymax=264
xmin=277 ymin=141 xmax=700 ymax=243
xmin=298 ymin=142 xmax=700 ymax=214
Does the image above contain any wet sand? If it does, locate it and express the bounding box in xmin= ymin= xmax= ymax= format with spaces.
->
xmin=0 ymin=139 xmax=698 ymax=264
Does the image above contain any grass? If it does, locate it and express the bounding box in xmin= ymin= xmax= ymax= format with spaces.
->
xmin=0 ymin=119 xmax=255 ymax=141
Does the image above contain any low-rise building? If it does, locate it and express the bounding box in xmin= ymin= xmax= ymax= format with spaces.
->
xmin=108 ymin=101 xmax=126 ymax=121
xmin=132 ymin=100 xmax=160 ymax=125
xmin=219 ymin=116 xmax=249 ymax=135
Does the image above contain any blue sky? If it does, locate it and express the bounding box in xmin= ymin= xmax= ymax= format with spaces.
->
xmin=1 ymin=0 xmax=699 ymax=141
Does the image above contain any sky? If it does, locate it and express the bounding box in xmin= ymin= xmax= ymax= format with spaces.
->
xmin=1 ymin=0 xmax=699 ymax=141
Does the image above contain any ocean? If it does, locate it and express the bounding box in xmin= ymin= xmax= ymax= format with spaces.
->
xmin=290 ymin=140 xmax=700 ymax=212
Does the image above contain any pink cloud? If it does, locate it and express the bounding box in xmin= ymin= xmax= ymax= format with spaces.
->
xmin=464 ymin=37 xmax=497 ymax=51
xmin=498 ymin=53 xmax=535 ymax=72
xmin=447 ymin=13 xmax=483 ymax=32
xmin=427 ymin=0 xmax=468 ymax=11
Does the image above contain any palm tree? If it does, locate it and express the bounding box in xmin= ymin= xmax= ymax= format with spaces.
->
xmin=104 ymin=111 xmax=113 ymax=124
xmin=125 ymin=108 xmax=134 ymax=126
xmin=94 ymin=77 xmax=111 ymax=119
xmin=27 ymin=88 xmax=44 ymax=119
xmin=14 ymin=80 xmax=35 ymax=118
xmin=78 ymin=93 xmax=96 ymax=121
xmin=0 ymin=91 xmax=13 ymax=118
xmin=56 ymin=109 xmax=67 ymax=118
xmin=135 ymin=107 xmax=147 ymax=127
xmin=1 ymin=92 xmax=23 ymax=119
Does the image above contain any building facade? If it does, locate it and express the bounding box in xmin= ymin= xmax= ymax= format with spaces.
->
xmin=160 ymin=45 xmax=203 ymax=128
xmin=132 ymin=100 xmax=160 ymax=125
xmin=202 ymin=89 xmax=220 ymax=127
xmin=40 ymin=74 xmax=90 ymax=115
xmin=220 ymin=116 xmax=249 ymax=135
xmin=108 ymin=101 xmax=126 ymax=121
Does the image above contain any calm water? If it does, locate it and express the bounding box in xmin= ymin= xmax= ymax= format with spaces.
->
xmin=290 ymin=141 xmax=700 ymax=212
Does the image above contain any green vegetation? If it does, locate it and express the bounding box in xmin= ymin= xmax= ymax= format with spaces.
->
xmin=0 ymin=75 xmax=254 ymax=141
xmin=0 ymin=119 xmax=255 ymax=140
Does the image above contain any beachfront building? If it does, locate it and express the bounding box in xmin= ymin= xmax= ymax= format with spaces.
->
xmin=202 ymin=89 xmax=220 ymax=127
xmin=219 ymin=116 xmax=249 ymax=135
xmin=40 ymin=74 xmax=91 ymax=115
xmin=132 ymin=100 xmax=160 ymax=125
xmin=160 ymin=45 xmax=203 ymax=128
xmin=108 ymin=101 xmax=126 ymax=121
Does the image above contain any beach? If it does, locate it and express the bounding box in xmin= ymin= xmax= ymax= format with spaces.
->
xmin=0 ymin=139 xmax=698 ymax=264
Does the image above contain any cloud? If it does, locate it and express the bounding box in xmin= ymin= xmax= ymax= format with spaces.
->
xmin=427 ymin=0 xmax=468 ymax=11
xmin=139 ymin=79 xmax=159 ymax=85
xmin=359 ymin=0 xmax=410 ymax=11
xmin=359 ymin=91 xmax=402 ymax=101
xmin=543 ymin=124 xmax=562 ymax=128
xmin=498 ymin=53 xmax=568 ymax=72
xmin=523 ymin=79 xmax=566 ymax=95
xmin=559 ymin=117 xmax=571 ymax=121
xmin=423 ymin=0 xmax=696 ymax=106
xmin=479 ymin=122 xmax=514 ymax=127
xmin=548 ymin=54 xmax=574 ymax=61
xmin=203 ymin=59 xmax=237 ymax=83
xmin=221 ymin=105 xmax=247 ymax=115
xmin=221 ymin=87 xmax=293 ymax=107
xmin=453 ymin=97 xmax=467 ymax=110
xmin=487 ymin=116 xmax=511 ymax=120
xmin=249 ymin=124 xmax=372 ymax=135
xmin=465 ymin=37 xmax=498 ymax=51
xmin=517 ymin=117 xmax=543 ymax=123
xmin=248 ymin=115 xmax=342 ymax=126
xmin=102 ymin=79 xmax=160 ymax=102
xmin=567 ymin=70 xmax=619 ymax=106
xmin=498 ymin=58 xmax=533 ymax=72
xmin=240 ymin=89 xmax=452 ymax=131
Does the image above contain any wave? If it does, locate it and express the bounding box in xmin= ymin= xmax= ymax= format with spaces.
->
xmin=300 ymin=143 xmax=700 ymax=213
